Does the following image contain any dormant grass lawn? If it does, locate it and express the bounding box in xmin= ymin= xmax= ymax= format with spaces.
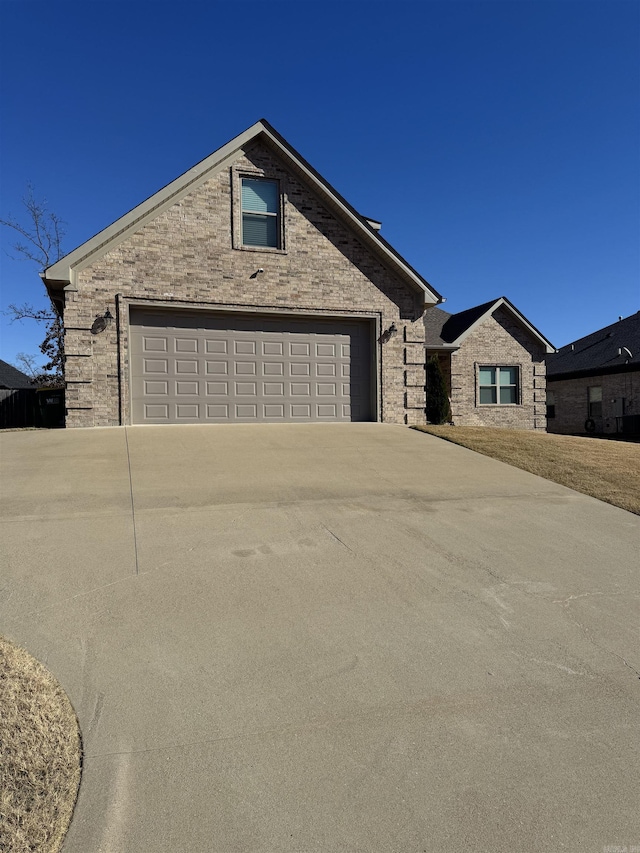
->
xmin=0 ymin=636 xmax=81 ymax=853
xmin=413 ymin=426 xmax=640 ymax=515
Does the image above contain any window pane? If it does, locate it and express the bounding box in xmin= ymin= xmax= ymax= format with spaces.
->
xmin=242 ymin=179 xmax=278 ymax=214
xmin=479 ymin=387 xmax=497 ymax=404
xmin=500 ymin=386 xmax=517 ymax=404
xmin=242 ymin=213 xmax=278 ymax=247
xmin=588 ymin=386 xmax=602 ymax=403
xmin=499 ymin=367 xmax=518 ymax=385
xmin=479 ymin=367 xmax=495 ymax=386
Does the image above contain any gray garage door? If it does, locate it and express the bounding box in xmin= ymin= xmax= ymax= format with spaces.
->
xmin=130 ymin=310 xmax=373 ymax=424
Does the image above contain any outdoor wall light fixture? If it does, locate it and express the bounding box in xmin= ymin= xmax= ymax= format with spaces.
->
xmin=90 ymin=308 xmax=114 ymax=335
xmin=250 ymin=268 xmax=265 ymax=279
xmin=379 ymin=323 xmax=398 ymax=344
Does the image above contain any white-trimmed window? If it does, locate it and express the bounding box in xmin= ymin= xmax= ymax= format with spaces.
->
xmin=588 ymin=386 xmax=602 ymax=418
xmin=478 ymin=366 xmax=519 ymax=405
xmin=241 ymin=178 xmax=279 ymax=248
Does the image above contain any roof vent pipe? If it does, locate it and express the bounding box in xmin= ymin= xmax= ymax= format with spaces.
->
xmin=619 ymin=346 xmax=633 ymax=359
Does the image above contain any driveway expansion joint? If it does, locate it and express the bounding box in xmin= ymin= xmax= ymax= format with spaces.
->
xmin=124 ymin=427 xmax=140 ymax=576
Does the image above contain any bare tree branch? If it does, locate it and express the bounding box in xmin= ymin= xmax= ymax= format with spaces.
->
xmin=0 ymin=184 xmax=66 ymax=269
xmin=1 ymin=185 xmax=66 ymax=381
xmin=14 ymin=352 xmax=40 ymax=379
xmin=5 ymin=302 xmax=57 ymax=322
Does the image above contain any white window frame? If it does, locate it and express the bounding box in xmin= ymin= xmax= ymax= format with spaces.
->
xmin=478 ymin=365 xmax=520 ymax=406
xmin=232 ymin=170 xmax=286 ymax=253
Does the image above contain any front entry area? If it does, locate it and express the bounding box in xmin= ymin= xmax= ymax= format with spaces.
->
xmin=129 ymin=309 xmax=374 ymax=424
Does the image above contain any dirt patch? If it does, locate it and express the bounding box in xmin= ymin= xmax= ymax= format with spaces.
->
xmin=413 ymin=426 xmax=640 ymax=514
xmin=0 ymin=636 xmax=81 ymax=852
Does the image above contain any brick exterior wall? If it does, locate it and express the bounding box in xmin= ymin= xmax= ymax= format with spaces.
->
xmin=547 ymin=370 xmax=639 ymax=435
xmin=64 ymin=141 xmax=427 ymax=427
xmin=428 ymin=307 xmax=547 ymax=429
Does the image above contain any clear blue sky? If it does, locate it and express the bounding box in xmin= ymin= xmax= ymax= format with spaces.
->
xmin=1 ymin=0 xmax=638 ymax=369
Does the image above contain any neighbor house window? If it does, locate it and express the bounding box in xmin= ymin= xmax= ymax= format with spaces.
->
xmin=588 ymin=386 xmax=602 ymax=418
xmin=546 ymin=390 xmax=556 ymax=418
xmin=478 ymin=366 xmax=519 ymax=405
xmin=241 ymin=178 xmax=279 ymax=248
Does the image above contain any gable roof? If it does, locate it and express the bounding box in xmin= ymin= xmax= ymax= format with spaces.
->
xmin=43 ymin=119 xmax=441 ymax=306
xmin=424 ymin=297 xmax=555 ymax=353
xmin=547 ymin=312 xmax=640 ymax=379
xmin=0 ymin=359 xmax=34 ymax=389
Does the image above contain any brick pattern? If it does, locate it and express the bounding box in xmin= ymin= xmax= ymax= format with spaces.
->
xmin=64 ymin=142 xmax=426 ymax=427
xmin=428 ymin=307 xmax=547 ymax=430
xmin=547 ymin=371 xmax=639 ymax=434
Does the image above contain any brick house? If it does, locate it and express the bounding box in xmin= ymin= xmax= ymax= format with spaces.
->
xmin=43 ymin=120 xmax=441 ymax=428
xmin=424 ymin=298 xmax=554 ymax=429
xmin=546 ymin=312 xmax=640 ymax=436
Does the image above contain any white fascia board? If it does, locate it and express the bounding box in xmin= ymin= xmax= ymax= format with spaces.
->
xmin=257 ymin=123 xmax=440 ymax=305
xmin=45 ymin=121 xmax=268 ymax=287
xmin=424 ymin=344 xmax=459 ymax=351
xmin=452 ymin=298 xmax=555 ymax=353
xmin=44 ymin=120 xmax=441 ymax=305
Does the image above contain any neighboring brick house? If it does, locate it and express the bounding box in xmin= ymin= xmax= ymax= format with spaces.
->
xmin=546 ymin=312 xmax=640 ymax=436
xmin=424 ymin=298 xmax=554 ymax=429
xmin=43 ymin=120 xmax=441 ymax=428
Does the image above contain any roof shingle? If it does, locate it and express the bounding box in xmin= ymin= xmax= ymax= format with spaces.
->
xmin=0 ymin=359 xmax=34 ymax=390
xmin=547 ymin=313 xmax=640 ymax=377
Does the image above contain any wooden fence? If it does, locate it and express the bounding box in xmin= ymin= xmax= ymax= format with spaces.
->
xmin=0 ymin=389 xmax=65 ymax=429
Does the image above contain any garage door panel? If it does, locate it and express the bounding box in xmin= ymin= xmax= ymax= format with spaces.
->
xmin=131 ymin=311 xmax=373 ymax=424
xmin=264 ymin=383 xmax=285 ymax=396
xmin=206 ymin=361 xmax=227 ymax=375
xmin=317 ymin=383 xmax=336 ymax=396
xmin=143 ymin=337 xmax=168 ymax=352
xmin=290 ymin=342 xmax=310 ymax=356
xmin=291 ymin=404 xmax=311 ymax=418
xmin=176 ymin=360 xmax=198 ymax=374
xmin=236 ymin=404 xmax=258 ymax=419
xmin=176 ymin=404 xmax=199 ymax=419
xmin=175 ymin=338 xmax=198 ymax=353
xmin=144 ymin=358 xmax=168 ymax=374
xmin=207 ymin=404 xmax=229 ymax=418
xmin=145 ymin=404 xmax=169 ymax=419
xmin=290 ymin=363 xmax=310 ymax=376
xmin=209 ymin=385 xmax=228 ymax=399
xmin=206 ymin=340 xmax=227 ymax=354
xmin=264 ymin=404 xmax=285 ymax=418
xmin=176 ymin=381 xmax=199 ymax=395
xmin=235 ymin=382 xmax=257 ymax=396
xmin=316 ymin=363 xmax=336 ymax=377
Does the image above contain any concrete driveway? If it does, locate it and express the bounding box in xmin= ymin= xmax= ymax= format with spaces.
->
xmin=1 ymin=424 xmax=638 ymax=852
